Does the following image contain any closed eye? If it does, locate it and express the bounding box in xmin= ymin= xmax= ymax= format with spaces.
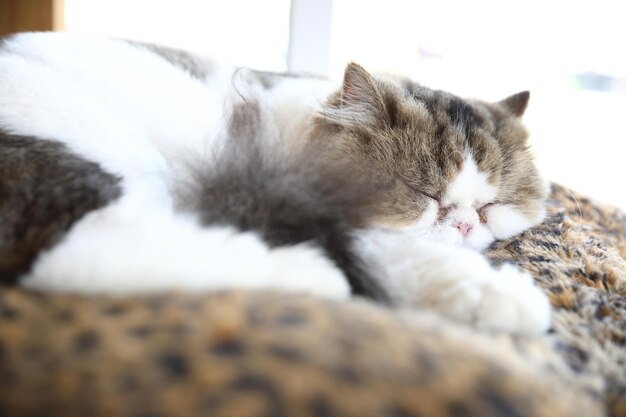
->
xmin=420 ymin=191 xmax=440 ymax=202
xmin=419 ymin=192 xmax=453 ymax=221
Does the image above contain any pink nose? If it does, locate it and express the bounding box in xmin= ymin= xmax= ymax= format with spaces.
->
xmin=456 ymin=222 xmax=473 ymax=238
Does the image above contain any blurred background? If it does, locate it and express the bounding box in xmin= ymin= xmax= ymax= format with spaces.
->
xmin=2 ymin=0 xmax=625 ymax=209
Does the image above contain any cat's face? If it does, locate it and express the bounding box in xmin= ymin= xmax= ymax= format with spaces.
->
xmin=316 ymin=64 xmax=547 ymax=250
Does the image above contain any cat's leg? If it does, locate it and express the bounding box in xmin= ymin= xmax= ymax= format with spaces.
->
xmin=355 ymin=228 xmax=551 ymax=335
xmin=22 ymin=189 xmax=350 ymax=299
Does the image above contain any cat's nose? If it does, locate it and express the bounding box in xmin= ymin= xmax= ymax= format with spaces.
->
xmin=455 ymin=222 xmax=473 ymax=238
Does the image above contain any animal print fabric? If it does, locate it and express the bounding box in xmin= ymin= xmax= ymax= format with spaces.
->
xmin=0 ymin=185 xmax=623 ymax=417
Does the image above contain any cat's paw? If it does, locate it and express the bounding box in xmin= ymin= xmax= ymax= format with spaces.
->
xmin=353 ymin=229 xmax=551 ymax=334
xmin=473 ymin=265 xmax=551 ymax=335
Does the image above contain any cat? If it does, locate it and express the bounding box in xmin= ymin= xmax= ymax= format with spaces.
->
xmin=0 ymin=32 xmax=551 ymax=335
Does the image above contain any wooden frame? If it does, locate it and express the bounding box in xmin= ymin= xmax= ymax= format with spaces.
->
xmin=0 ymin=0 xmax=64 ymax=36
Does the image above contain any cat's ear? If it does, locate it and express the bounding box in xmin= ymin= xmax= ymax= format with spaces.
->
xmin=498 ymin=91 xmax=530 ymax=117
xmin=341 ymin=63 xmax=385 ymax=114
xmin=322 ymin=63 xmax=387 ymax=127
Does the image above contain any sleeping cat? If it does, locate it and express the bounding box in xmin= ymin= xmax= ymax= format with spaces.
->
xmin=0 ymin=32 xmax=550 ymax=335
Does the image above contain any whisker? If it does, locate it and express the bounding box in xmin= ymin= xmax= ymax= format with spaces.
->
xmin=554 ymin=183 xmax=583 ymax=221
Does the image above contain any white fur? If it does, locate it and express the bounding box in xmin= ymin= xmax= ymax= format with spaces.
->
xmin=444 ymin=156 xmax=497 ymax=207
xmin=487 ymin=204 xmax=544 ymax=240
xmin=237 ymin=69 xmax=336 ymax=160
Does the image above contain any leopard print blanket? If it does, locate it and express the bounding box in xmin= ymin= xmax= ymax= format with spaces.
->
xmin=0 ymin=185 xmax=624 ymax=417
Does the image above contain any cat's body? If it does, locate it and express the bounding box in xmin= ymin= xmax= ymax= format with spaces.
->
xmin=0 ymin=32 xmax=550 ymax=334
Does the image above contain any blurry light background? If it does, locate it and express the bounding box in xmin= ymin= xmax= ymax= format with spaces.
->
xmin=63 ymin=0 xmax=626 ymax=209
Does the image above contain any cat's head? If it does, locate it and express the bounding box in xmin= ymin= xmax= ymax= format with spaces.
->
xmin=315 ymin=63 xmax=547 ymax=250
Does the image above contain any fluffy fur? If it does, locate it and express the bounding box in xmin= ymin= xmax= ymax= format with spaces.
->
xmin=0 ymin=32 xmax=550 ymax=334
